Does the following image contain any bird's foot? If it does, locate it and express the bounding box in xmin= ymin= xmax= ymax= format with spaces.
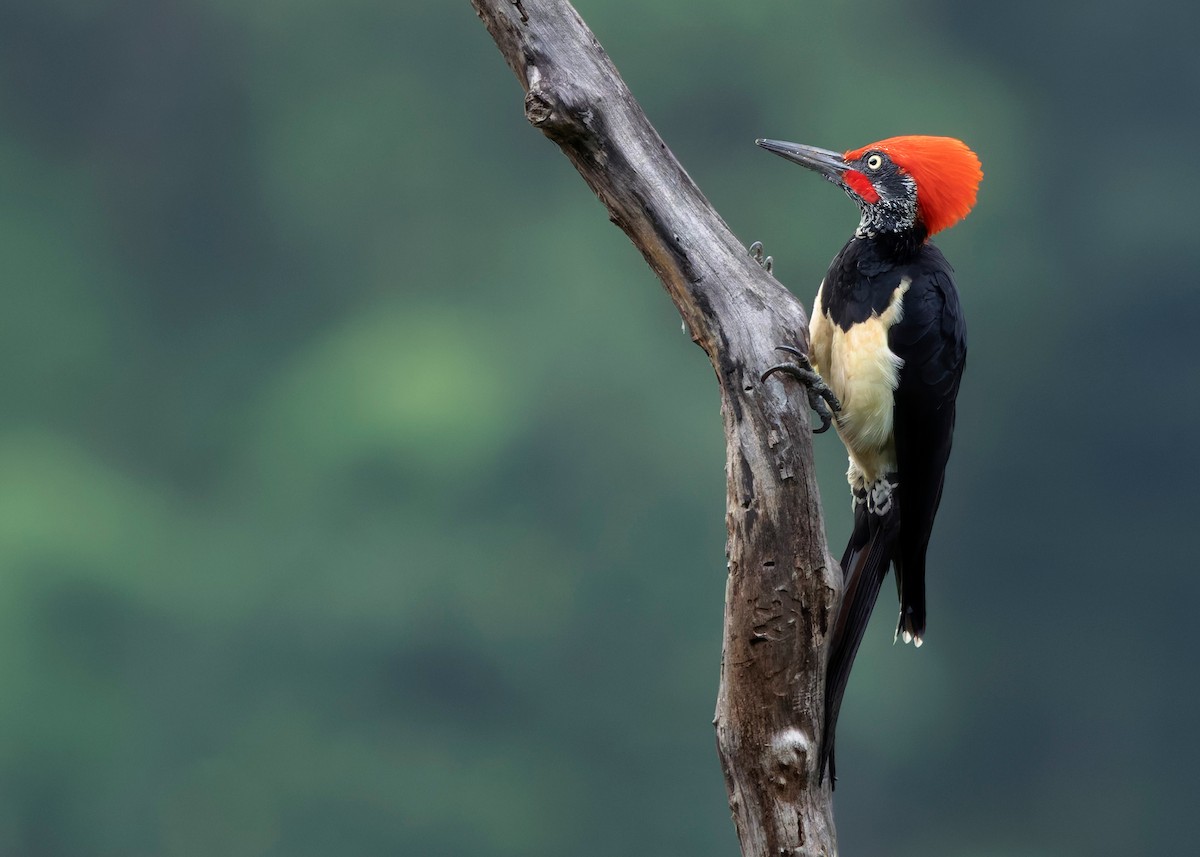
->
xmin=761 ymin=345 xmax=841 ymax=434
xmin=748 ymin=240 xmax=774 ymax=274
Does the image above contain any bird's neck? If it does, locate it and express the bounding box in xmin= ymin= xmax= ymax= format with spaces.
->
xmin=855 ymin=192 xmax=926 ymax=257
xmin=851 ymin=223 xmax=928 ymax=263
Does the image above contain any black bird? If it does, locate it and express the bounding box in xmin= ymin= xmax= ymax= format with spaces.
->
xmin=757 ymin=135 xmax=982 ymax=784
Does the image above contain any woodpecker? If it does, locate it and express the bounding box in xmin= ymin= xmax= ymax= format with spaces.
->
xmin=756 ymin=135 xmax=981 ymax=784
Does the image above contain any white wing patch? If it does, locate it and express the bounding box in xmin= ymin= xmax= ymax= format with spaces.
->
xmin=824 ymin=277 xmax=911 ymax=483
xmin=808 ymin=282 xmax=832 ymax=378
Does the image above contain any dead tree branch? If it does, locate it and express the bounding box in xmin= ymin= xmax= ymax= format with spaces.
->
xmin=470 ymin=1 xmax=840 ymax=853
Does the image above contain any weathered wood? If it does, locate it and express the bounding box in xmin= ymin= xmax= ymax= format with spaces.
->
xmin=470 ymin=2 xmax=840 ymax=853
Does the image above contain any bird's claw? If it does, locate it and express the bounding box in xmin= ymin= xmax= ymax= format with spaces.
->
xmin=761 ymin=345 xmax=841 ymax=434
xmin=748 ymin=240 xmax=774 ymax=274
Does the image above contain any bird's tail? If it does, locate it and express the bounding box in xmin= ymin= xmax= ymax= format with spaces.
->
xmin=894 ymin=552 xmax=927 ymax=647
xmin=820 ymin=497 xmax=900 ymax=787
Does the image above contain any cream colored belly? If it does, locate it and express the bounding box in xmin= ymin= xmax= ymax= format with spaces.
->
xmin=809 ymin=278 xmax=909 ymax=484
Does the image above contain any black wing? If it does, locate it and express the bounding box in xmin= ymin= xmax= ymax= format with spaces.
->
xmin=888 ymin=248 xmax=967 ymax=643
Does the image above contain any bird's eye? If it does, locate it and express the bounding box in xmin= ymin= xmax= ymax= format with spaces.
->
xmin=866 ymin=154 xmax=884 ymax=171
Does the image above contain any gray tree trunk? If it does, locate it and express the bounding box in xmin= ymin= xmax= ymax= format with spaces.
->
xmin=470 ymin=2 xmax=841 ymax=853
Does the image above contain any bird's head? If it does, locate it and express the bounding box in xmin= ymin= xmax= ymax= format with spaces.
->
xmin=756 ymin=135 xmax=982 ymax=240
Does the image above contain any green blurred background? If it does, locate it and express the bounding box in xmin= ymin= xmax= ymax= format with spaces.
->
xmin=1 ymin=0 xmax=1196 ymax=854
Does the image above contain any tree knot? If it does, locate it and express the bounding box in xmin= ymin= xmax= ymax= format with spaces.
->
xmin=524 ymin=89 xmax=555 ymax=126
xmin=769 ymin=728 xmax=811 ymax=776
xmin=523 ymin=83 xmax=599 ymax=151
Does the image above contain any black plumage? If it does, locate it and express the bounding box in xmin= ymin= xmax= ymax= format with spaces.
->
xmin=755 ymin=134 xmax=978 ymax=787
xmin=818 ymin=239 xmax=967 ymax=784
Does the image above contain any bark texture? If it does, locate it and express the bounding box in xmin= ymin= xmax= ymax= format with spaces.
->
xmin=470 ymin=2 xmax=840 ymax=853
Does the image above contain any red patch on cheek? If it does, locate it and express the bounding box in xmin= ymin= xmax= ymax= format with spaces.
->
xmin=842 ymin=170 xmax=881 ymax=204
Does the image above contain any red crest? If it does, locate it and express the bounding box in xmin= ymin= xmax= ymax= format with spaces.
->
xmin=845 ymin=136 xmax=983 ymax=236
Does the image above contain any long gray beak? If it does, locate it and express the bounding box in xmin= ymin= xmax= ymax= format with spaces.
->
xmin=756 ymin=139 xmax=846 ymax=181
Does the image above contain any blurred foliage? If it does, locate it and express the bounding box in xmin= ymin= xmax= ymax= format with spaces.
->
xmin=0 ymin=0 xmax=1196 ymax=855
